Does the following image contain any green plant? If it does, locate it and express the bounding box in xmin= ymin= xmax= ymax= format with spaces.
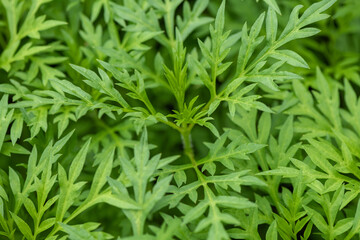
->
xmin=1 ymin=0 xmax=360 ymax=239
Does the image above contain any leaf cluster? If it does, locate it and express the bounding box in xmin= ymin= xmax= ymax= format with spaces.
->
xmin=1 ymin=0 xmax=360 ymax=240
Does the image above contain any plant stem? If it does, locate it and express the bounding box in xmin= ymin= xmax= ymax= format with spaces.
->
xmin=181 ymin=126 xmax=196 ymax=166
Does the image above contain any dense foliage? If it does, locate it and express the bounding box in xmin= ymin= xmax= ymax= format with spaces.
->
xmin=0 ymin=0 xmax=360 ymax=239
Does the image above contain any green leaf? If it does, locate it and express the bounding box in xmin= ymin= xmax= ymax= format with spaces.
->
xmin=214 ymin=0 xmax=225 ymax=34
xmin=246 ymin=62 xmax=301 ymax=91
xmin=38 ymin=218 xmax=56 ymax=233
xmin=263 ymin=0 xmax=281 ymax=14
xmin=204 ymin=122 xmax=220 ymax=138
xmin=11 ymin=213 xmax=33 ymax=239
xmin=345 ymin=199 xmax=360 ymax=240
xmin=0 ymin=95 xmax=13 ymax=151
xmin=278 ymin=115 xmax=293 ymax=151
xmin=266 ymin=8 xmax=278 ymax=43
xmin=87 ymin=147 xmax=114 ymax=200
xmin=10 ymin=116 xmax=23 ymax=145
xmin=270 ymin=50 xmax=309 ymax=68
xmin=298 ymin=0 xmax=336 ymax=28
xmin=68 ymin=138 xmax=91 ymax=183
xmin=1 ymin=142 xmax=30 ymax=156
xmin=304 ymin=206 xmax=328 ymax=234
xmin=51 ymin=79 xmax=92 ymax=102
xmin=71 ymin=64 xmax=130 ymax=108
xmin=183 ymin=200 xmax=208 ymax=224
xmin=60 ymin=223 xmax=96 ymax=240
xmin=9 ymin=167 xmax=21 ymax=196
xmin=333 ymin=218 xmax=353 ymax=237
xmin=266 ymin=221 xmax=278 ymax=240
xmin=177 ymin=0 xmax=212 ymax=40
xmin=98 ymin=193 xmax=140 ymax=210
xmin=216 ymin=196 xmax=256 ymax=209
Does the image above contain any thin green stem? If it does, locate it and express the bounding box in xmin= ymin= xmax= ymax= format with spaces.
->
xmin=181 ymin=127 xmax=196 ymax=167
